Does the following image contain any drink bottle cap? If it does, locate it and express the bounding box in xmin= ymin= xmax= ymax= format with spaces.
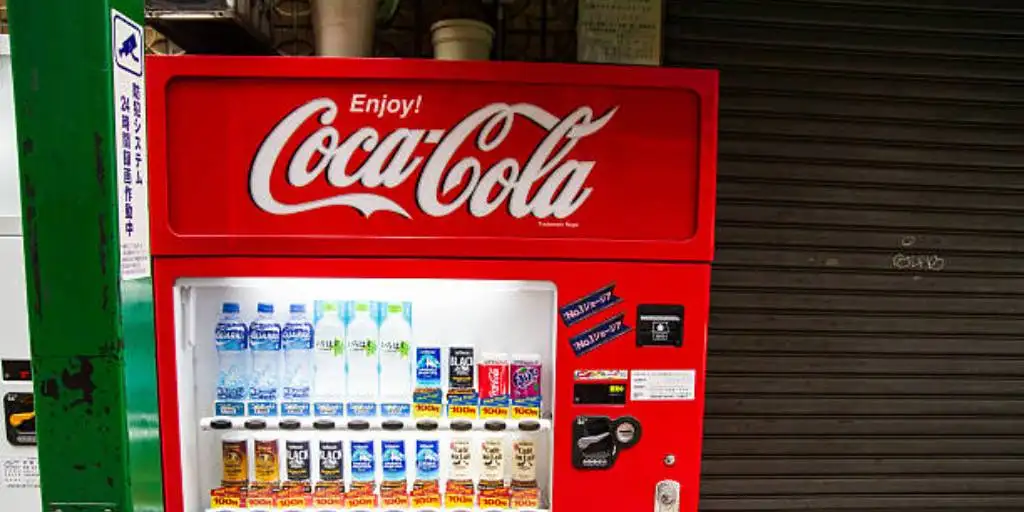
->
xmin=313 ymin=419 xmax=336 ymax=430
xmin=322 ymin=302 xmax=338 ymax=313
xmin=222 ymin=302 xmax=240 ymax=314
xmin=387 ymin=303 xmax=404 ymax=314
xmin=257 ymin=303 xmax=274 ymax=314
xmin=244 ymin=419 xmax=267 ymax=430
xmin=210 ymin=419 xmax=233 ymax=430
xmin=354 ymin=302 xmax=370 ymax=312
xmin=518 ymin=420 xmax=541 ymax=432
xmin=289 ymin=304 xmax=306 ymax=314
xmin=347 ymin=419 xmax=370 ymax=431
xmin=416 ymin=420 xmax=438 ymax=431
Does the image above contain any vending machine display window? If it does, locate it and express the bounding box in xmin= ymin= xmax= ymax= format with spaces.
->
xmin=174 ymin=278 xmax=556 ymax=511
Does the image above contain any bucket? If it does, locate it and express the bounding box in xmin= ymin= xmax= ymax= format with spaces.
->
xmin=274 ymin=0 xmax=312 ymax=22
xmin=431 ymin=19 xmax=494 ymax=61
xmin=311 ymin=0 xmax=377 ymax=57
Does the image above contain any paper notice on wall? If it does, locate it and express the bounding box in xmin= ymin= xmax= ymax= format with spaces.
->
xmin=631 ymin=369 xmax=696 ymax=401
xmin=577 ymin=0 xmax=662 ymax=65
xmin=2 ymin=457 xmax=40 ymax=488
xmin=110 ymin=9 xmax=152 ymax=280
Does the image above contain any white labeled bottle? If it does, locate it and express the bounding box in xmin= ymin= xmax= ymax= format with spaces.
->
xmin=378 ymin=302 xmax=412 ymax=405
xmin=479 ymin=420 xmax=507 ymax=491
xmin=346 ymin=302 xmax=379 ymax=407
xmin=512 ymin=420 xmax=541 ymax=490
xmin=447 ymin=420 xmax=475 ymax=493
xmin=312 ymin=301 xmax=346 ymax=415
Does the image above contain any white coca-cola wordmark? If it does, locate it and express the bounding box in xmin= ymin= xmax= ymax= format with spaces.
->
xmin=249 ymin=97 xmax=618 ymax=219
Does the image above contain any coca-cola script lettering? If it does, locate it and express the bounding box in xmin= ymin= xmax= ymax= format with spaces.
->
xmin=249 ymin=98 xmax=618 ymax=219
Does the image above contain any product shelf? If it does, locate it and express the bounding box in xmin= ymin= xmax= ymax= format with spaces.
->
xmin=199 ymin=417 xmax=552 ymax=432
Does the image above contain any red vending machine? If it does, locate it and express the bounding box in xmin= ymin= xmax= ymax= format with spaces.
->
xmin=147 ymin=57 xmax=717 ymax=512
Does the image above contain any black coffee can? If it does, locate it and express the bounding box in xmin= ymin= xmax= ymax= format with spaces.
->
xmin=318 ymin=439 xmax=344 ymax=482
xmin=285 ymin=440 xmax=312 ymax=482
xmin=448 ymin=346 xmax=475 ymax=390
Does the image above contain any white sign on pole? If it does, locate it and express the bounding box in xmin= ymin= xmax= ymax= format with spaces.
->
xmin=110 ymin=9 xmax=151 ymax=280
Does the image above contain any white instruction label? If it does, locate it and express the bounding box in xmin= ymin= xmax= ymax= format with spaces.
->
xmin=631 ymin=370 xmax=696 ymax=401
xmin=110 ymin=9 xmax=151 ymax=281
xmin=2 ymin=457 xmax=40 ymax=488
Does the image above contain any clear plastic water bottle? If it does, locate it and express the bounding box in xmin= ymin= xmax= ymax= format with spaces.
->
xmin=248 ymin=302 xmax=282 ymax=416
xmin=346 ymin=301 xmax=379 ymax=416
xmin=281 ymin=303 xmax=314 ymax=416
xmin=378 ymin=302 xmax=412 ymax=414
xmin=312 ymin=301 xmax=346 ymax=416
xmin=214 ymin=302 xmax=249 ymax=416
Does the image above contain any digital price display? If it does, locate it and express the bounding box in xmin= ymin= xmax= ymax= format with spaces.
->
xmin=573 ymin=382 xmax=628 ymax=405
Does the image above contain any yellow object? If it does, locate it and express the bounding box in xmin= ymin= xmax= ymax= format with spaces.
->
xmin=10 ymin=411 xmax=34 ymax=428
xmin=253 ymin=437 xmax=280 ymax=485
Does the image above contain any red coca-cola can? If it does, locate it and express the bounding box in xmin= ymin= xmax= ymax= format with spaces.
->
xmin=478 ymin=354 xmax=510 ymax=400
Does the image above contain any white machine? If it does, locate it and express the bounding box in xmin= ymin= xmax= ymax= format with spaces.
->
xmin=0 ymin=33 xmax=41 ymax=511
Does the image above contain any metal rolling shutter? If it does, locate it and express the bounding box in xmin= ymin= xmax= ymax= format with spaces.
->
xmin=664 ymin=1 xmax=1024 ymax=510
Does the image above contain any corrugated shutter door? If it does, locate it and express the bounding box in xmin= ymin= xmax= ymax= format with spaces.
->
xmin=665 ymin=1 xmax=1024 ymax=510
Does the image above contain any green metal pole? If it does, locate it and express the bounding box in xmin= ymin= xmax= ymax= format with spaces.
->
xmin=7 ymin=1 xmax=163 ymax=511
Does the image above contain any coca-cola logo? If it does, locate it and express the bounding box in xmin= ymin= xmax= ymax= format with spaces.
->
xmin=488 ymin=368 xmax=503 ymax=395
xmin=249 ymin=97 xmax=618 ymax=219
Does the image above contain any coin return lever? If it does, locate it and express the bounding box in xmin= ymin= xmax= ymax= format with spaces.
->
xmin=572 ymin=415 xmax=641 ymax=470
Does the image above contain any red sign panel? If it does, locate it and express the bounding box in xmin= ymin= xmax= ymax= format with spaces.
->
xmin=147 ymin=57 xmax=717 ymax=260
